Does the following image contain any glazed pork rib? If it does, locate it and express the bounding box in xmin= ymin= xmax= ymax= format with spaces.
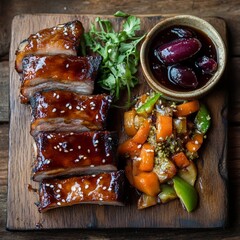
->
xmin=38 ymin=171 xmax=126 ymax=212
xmin=20 ymin=55 xmax=101 ymax=103
xmin=32 ymin=131 xmax=118 ymax=182
xmin=30 ymin=91 xmax=112 ymax=136
xmin=15 ymin=20 xmax=84 ymax=73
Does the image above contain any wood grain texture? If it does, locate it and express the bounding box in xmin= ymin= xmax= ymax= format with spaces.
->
xmin=7 ymin=14 xmax=228 ymax=230
xmin=0 ymin=61 xmax=9 ymax=122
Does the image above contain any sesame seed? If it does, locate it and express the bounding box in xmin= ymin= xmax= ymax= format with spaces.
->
xmin=58 ymin=184 xmax=62 ymax=189
xmin=85 ymin=184 xmax=89 ymax=189
xmin=108 ymin=137 xmax=112 ymax=141
xmin=56 ymin=194 xmax=61 ymax=198
xmin=50 ymin=185 xmax=54 ymax=188
xmin=57 ymin=202 xmax=61 ymax=206
xmin=52 ymin=108 xmax=57 ymax=112
xmin=146 ymin=149 xmax=154 ymax=153
xmin=69 ymin=149 xmax=73 ymax=151
xmin=56 ymin=95 xmax=60 ymax=99
xmin=92 ymin=174 xmax=96 ymax=177
xmin=76 ymin=106 xmax=80 ymax=110
xmin=106 ymin=153 xmax=110 ymax=157
xmin=78 ymin=145 xmax=81 ymax=149
xmin=47 ymin=135 xmax=51 ymax=139
xmin=66 ymin=103 xmax=70 ymax=107
xmin=64 ymin=149 xmax=69 ymax=153
xmin=102 ymin=186 xmax=107 ymax=190
xmin=62 ymin=199 xmax=66 ymax=202
xmin=71 ymin=186 xmax=76 ymax=191
xmin=96 ymin=115 xmax=99 ymax=120
xmin=56 ymin=189 xmax=60 ymax=193
xmin=195 ymin=140 xmax=199 ymax=144
xmin=53 ymin=92 xmax=56 ymax=97
xmin=59 ymin=148 xmax=62 ymax=152
xmin=70 ymin=132 xmax=74 ymax=135
xmin=102 ymin=159 xmax=106 ymax=163
xmin=66 ymin=63 xmax=69 ymax=68
xmin=60 ymin=110 xmax=65 ymax=113
xmin=87 ymin=149 xmax=91 ymax=153
xmin=99 ymin=198 xmax=103 ymax=201
xmin=45 ymin=183 xmax=50 ymax=187
xmin=74 ymin=159 xmax=80 ymax=162
xmin=90 ymin=164 xmax=95 ymax=168
xmin=68 ymin=105 xmax=72 ymax=110
xmin=137 ymin=144 xmax=142 ymax=149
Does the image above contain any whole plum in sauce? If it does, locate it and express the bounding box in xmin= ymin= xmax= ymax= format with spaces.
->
xmin=155 ymin=38 xmax=202 ymax=64
xmin=195 ymin=56 xmax=218 ymax=74
xmin=149 ymin=25 xmax=218 ymax=91
xmin=168 ymin=64 xmax=198 ymax=89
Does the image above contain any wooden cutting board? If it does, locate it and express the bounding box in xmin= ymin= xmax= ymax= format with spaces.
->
xmin=7 ymin=14 xmax=228 ymax=230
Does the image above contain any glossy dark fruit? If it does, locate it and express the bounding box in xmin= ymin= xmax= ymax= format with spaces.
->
xmin=155 ymin=38 xmax=202 ymax=65
xmin=170 ymin=27 xmax=193 ymax=38
xmin=195 ymin=56 xmax=218 ymax=74
xmin=168 ymin=65 xmax=198 ymax=89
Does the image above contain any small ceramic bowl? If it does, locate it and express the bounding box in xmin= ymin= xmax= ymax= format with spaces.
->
xmin=140 ymin=15 xmax=227 ymax=100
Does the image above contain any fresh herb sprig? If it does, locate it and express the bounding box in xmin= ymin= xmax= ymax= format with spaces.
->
xmin=84 ymin=12 xmax=145 ymax=106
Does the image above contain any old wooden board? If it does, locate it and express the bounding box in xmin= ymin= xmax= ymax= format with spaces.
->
xmin=7 ymin=14 xmax=228 ymax=230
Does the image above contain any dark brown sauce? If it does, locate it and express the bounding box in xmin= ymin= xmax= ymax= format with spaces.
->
xmin=149 ymin=25 xmax=217 ymax=91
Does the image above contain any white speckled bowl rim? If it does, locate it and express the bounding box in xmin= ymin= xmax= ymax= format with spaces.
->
xmin=140 ymin=15 xmax=227 ymax=100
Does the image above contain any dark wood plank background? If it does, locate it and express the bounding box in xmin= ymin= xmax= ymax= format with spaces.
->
xmin=1 ymin=0 xmax=239 ymax=239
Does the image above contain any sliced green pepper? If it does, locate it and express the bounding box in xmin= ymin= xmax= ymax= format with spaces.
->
xmin=173 ymin=176 xmax=198 ymax=212
xmin=136 ymin=92 xmax=161 ymax=116
xmin=158 ymin=184 xmax=177 ymax=204
xmin=194 ymin=104 xmax=211 ymax=134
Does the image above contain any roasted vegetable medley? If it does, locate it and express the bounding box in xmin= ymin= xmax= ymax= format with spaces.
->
xmin=118 ymin=92 xmax=211 ymax=212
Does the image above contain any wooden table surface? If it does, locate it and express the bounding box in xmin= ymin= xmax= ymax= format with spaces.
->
xmin=0 ymin=0 xmax=239 ymax=239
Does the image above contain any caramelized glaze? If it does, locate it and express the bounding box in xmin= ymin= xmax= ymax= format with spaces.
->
xmin=38 ymin=171 xmax=126 ymax=212
xmin=30 ymin=91 xmax=112 ymax=135
xmin=33 ymin=131 xmax=118 ymax=181
xmin=15 ymin=20 xmax=84 ymax=73
xmin=20 ymin=55 xmax=101 ymax=103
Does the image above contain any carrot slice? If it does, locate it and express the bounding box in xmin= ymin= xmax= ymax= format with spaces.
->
xmin=118 ymin=139 xmax=141 ymax=157
xmin=132 ymin=119 xmax=151 ymax=144
xmin=156 ymin=114 xmax=172 ymax=141
xmin=175 ymin=100 xmax=200 ymax=117
xmin=132 ymin=159 xmax=142 ymax=176
xmin=124 ymin=110 xmax=137 ymax=136
xmin=134 ymin=172 xmax=160 ymax=196
xmin=172 ymin=152 xmax=190 ymax=168
xmin=186 ymin=133 xmax=204 ymax=152
xmin=139 ymin=143 xmax=155 ymax=172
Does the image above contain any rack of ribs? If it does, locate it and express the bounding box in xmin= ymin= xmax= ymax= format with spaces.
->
xmin=30 ymin=91 xmax=112 ymax=136
xmin=38 ymin=171 xmax=126 ymax=212
xmin=20 ymin=55 xmax=101 ymax=103
xmin=15 ymin=20 xmax=84 ymax=73
xmin=32 ymin=131 xmax=118 ymax=181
